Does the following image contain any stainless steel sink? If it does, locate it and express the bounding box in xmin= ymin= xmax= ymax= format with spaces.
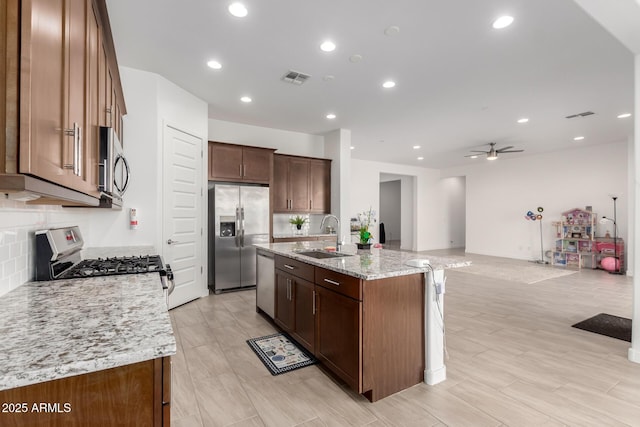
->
xmin=295 ymin=250 xmax=352 ymax=259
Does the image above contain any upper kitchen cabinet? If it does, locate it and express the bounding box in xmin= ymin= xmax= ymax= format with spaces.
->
xmin=273 ymin=154 xmax=331 ymax=214
xmin=0 ymin=0 xmax=126 ymax=206
xmin=208 ymin=141 xmax=274 ymax=184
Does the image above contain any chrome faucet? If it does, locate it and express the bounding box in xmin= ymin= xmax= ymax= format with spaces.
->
xmin=320 ymin=214 xmax=341 ymax=251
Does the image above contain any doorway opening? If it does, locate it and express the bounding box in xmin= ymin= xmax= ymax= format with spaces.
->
xmin=379 ymin=173 xmax=415 ymax=251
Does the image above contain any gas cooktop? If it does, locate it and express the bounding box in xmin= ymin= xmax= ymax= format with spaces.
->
xmin=59 ymin=255 xmax=164 ymax=279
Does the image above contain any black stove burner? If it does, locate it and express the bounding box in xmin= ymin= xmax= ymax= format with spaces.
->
xmin=60 ymin=255 xmax=163 ymax=279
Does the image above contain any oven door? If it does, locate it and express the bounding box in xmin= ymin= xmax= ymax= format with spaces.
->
xmin=99 ymin=126 xmax=130 ymax=199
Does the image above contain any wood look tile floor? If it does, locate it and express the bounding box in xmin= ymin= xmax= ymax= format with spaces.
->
xmin=169 ymin=250 xmax=640 ymax=427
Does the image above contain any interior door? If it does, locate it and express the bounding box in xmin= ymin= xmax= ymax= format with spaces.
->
xmin=163 ymin=124 xmax=204 ymax=309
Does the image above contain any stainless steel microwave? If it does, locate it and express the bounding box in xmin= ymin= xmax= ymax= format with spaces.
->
xmin=99 ymin=127 xmax=130 ymax=206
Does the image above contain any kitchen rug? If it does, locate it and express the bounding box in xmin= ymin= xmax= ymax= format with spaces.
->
xmin=247 ymin=332 xmax=317 ymax=375
xmin=572 ymin=313 xmax=631 ymax=342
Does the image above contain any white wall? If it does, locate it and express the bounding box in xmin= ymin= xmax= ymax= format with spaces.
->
xmin=379 ymin=180 xmax=401 ymax=242
xmin=208 ymin=118 xmax=324 ymax=157
xmin=350 ymin=159 xmax=448 ymax=251
xmin=442 ymin=142 xmax=628 ymax=260
xmin=440 ymin=176 xmax=466 ymax=249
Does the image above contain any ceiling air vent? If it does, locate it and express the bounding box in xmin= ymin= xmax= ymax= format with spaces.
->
xmin=565 ymin=111 xmax=595 ymax=119
xmin=281 ymin=70 xmax=311 ymax=85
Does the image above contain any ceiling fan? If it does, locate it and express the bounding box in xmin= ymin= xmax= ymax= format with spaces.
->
xmin=465 ymin=142 xmax=524 ymax=160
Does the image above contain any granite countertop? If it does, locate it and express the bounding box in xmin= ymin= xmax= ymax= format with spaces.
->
xmin=0 ymin=271 xmax=176 ymax=391
xmin=254 ymin=241 xmax=471 ymax=280
xmin=272 ymin=233 xmax=337 ymax=239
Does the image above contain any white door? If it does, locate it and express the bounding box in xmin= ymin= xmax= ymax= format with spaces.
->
xmin=163 ymin=124 xmax=205 ymax=309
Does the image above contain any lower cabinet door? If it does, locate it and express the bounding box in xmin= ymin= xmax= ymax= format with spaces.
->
xmin=315 ymin=285 xmax=362 ymax=392
xmin=275 ymin=270 xmax=294 ymax=332
xmin=292 ymin=278 xmax=315 ymax=353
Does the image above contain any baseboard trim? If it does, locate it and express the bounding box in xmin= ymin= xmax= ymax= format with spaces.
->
xmin=629 ymin=347 xmax=640 ymax=363
xmin=425 ymin=366 xmax=447 ymax=385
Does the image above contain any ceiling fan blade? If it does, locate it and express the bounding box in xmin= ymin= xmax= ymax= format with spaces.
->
xmin=469 ymin=150 xmax=489 ymax=153
xmin=496 ymin=146 xmax=514 ymax=152
xmin=499 ymin=150 xmax=524 ymax=153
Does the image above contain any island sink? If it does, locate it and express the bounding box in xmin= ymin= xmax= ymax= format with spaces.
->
xmin=295 ymin=250 xmax=352 ymax=259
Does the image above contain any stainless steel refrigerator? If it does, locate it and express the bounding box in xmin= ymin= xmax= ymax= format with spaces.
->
xmin=208 ymin=183 xmax=270 ymax=293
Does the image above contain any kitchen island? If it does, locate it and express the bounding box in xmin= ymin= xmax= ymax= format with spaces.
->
xmin=254 ymin=241 xmax=470 ymax=401
xmin=0 ymin=269 xmax=175 ymax=426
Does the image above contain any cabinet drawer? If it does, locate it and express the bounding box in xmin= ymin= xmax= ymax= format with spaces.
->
xmin=315 ymin=268 xmax=361 ymax=300
xmin=275 ymin=255 xmax=314 ymax=282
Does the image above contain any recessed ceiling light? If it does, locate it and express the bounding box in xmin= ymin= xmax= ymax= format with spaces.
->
xmin=350 ymin=146 xmax=355 ymax=150
xmin=417 ymin=157 xmax=424 ymax=160
xmin=207 ymin=60 xmax=222 ymax=70
xmin=573 ymin=136 xmax=585 ymax=141
xmin=384 ymin=25 xmax=400 ymax=36
xmin=413 ymin=145 xmax=421 ymax=149
xmin=240 ymin=96 xmax=252 ymax=103
xmin=617 ymin=113 xmax=632 ymax=119
xmin=517 ymin=118 xmax=529 ymax=123
xmin=349 ymin=54 xmax=363 ymax=63
xmin=470 ymin=155 xmax=478 ymax=159
xmin=228 ymin=2 xmax=248 ymax=17
xmin=320 ymin=41 xmax=336 ymax=52
xmin=326 ymin=113 xmax=336 ymax=119
xmin=492 ymin=15 xmax=514 ymax=29
xmin=323 ymin=75 xmax=335 ymax=81
xmin=382 ymin=81 xmax=396 ymax=89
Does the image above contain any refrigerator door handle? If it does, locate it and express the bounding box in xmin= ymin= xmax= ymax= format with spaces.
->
xmin=235 ymin=206 xmax=241 ymax=248
xmin=240 ymin=207 xmax=245 ymax=247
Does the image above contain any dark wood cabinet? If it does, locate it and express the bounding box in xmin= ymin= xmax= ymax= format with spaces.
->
xmin=292 ymin=277 xmax=315 ymax=353
xmin=275 ymin=270 xmax=295 ymax=332
xmin=0 ymin=0 xmax=126 ymax=205
xmin=273 ymin=155 xmax=290 ymax=211
xmin=272 ymin=255 xmax=425 ymax=402
xmin=208 ymin=141 xmax=273 ymax=183
xmin=273 ymin=154 xmax=331 ymax=213
xmin=315 ymin=283 xmax=362 ymax=391
xmin=274 ymin=255 xmax=316 ymax=353
xmin=0 ymin=356 xmax=171 ymax=426
xmin=309 ymin=159 xmax=331 ymax=213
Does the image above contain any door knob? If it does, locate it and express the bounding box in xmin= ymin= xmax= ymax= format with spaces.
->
xmin=167 ymin=239 xmax=180 ymax=245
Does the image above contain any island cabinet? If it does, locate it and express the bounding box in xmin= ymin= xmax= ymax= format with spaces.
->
xmin=208 ymin=141 xmax=274 ymax=184
xmin=0 ymin=356 xmax=171 ymax=427
xmin=274 ymin=255 xmax=316 ymax=352
xmin=272 ymin=253 xmax=426 ymax=402
xmin=0 ymin=0 xmax=126 ymax=205
xmin=273 ymin=154 xmax=331 ymax=213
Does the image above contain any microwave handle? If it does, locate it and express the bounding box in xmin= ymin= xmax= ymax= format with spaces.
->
xmin=113 ymin=154 xmax=131 ymax=195
xmin=120 ymin=156 xmax=130 ymax=195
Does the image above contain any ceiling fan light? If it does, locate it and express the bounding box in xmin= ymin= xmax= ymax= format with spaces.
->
xmin=487 ymin=154 xmax=498 ymax=160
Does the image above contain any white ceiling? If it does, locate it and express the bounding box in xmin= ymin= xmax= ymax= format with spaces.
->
xmin=105 ymin=0 xmax=635 ymax=168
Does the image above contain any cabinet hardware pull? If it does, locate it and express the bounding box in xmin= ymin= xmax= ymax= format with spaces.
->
xmin=239 ymin=164 xmax=242 ymax=177
xmin=310 ymin=199 xmax=312 ymax=210
xmin=75 ymin=125 xmax=82 ymax=177
xmin=323 ymin=278 xmax=340 ymax=286
xmin=312 ymin=290 xmax=316 ymax=315
xmin=243 ymin=164 xmax=246 ymax=177
xmin=284 ymin=264 xmax=295 ymax=270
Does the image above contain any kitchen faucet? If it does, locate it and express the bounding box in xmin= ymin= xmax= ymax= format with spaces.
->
xmin=320 ymin=214 xmax=341 ymax=251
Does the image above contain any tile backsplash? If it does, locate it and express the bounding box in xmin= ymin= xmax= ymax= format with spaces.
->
xmin=0 ymin=198 xmax=90 ymax=296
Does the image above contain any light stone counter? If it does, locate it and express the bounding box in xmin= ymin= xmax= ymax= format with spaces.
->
xmin=254 ymin=241 xmax=471 ymax=280
xmin=0 ymin=272 xmax=176 ymax=391
xmin=272 ymin=233 xmax=337 ymax=239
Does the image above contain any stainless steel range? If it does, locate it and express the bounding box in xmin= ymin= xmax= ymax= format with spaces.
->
xmin=34 ymin=226 xmax=174 ymax=302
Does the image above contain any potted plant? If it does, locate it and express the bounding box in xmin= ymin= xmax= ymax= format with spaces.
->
xmin=289 ymin=215 xmax=307 ymax=230
xmin=357 ymin=207 xmax=377 ymax=249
